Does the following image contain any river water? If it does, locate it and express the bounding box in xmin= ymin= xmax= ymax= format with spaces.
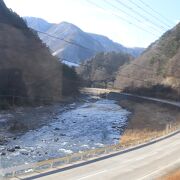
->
xmin=0 ymin=98 xmax=130 ymax=169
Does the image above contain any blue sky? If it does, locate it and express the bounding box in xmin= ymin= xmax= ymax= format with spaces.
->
xmin=4 ymin=0 xmax=180 ymax=48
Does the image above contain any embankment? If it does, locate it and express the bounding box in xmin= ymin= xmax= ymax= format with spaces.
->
xmin=108 ymin=92 xmax=180 ymax=145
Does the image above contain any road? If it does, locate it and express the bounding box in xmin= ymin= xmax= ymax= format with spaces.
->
xmin=21 ymin=132 xmax=180 ymax=180
xmin=120 ymin=92 xmax=180 ymax=107
xmin=82 ymin=88 xmax=180 ymax=107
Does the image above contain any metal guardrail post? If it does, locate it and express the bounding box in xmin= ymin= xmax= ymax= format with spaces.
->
xmin=66 ymin=156 xmax=70 ymax=164
xmin=166 ymin=124 xmax=169 ymax=134
xmin=50 ymin=162 xmax=53 ymax=168
xmin=12 ymin=170 xmax=15 ymax=177
xmin=80 ymin=154 xmax=83 ymax=161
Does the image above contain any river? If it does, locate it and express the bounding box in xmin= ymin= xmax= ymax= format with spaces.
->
xmin=0 ymin=98 xmax=130 ymax=169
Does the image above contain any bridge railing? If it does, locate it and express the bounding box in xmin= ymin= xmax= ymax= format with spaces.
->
xmin=1 ymin=123 xmax=180 ymax=179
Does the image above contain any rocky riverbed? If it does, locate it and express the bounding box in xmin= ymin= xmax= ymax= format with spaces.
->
xmin=0 ymin=97 xmax=130 ymax=169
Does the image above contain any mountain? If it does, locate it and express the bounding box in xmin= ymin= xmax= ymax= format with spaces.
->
xmin=25 ymin=17 xmax=144 ymax=64
xmin=40 ymin=22 xmax=104 ymax=64
xmin=24 ymin=17 xmax=54 ymax=32
xmin=114 ymin=22 xmax=180 ymax=99
xmin=77 ymin=51 xmax=133 ymax=88
xmin=0 ymin=0 xmax=62 ymax=104
xmin=89 ymin=33 xmax=143 ymax=57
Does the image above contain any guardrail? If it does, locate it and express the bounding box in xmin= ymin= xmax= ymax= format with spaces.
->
xmin=1 ymin=122 xmax=180 ymax=179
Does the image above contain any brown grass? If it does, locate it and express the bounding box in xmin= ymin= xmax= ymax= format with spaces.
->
xmin=120 ymin=129 xmax=164 ymax=146
xmin=161 ymin=169 xmax=180 ymax=180
xmin=118 ymin=97 xmax=180 ymax=145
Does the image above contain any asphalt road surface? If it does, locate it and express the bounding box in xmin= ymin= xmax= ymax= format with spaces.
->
xmin=21 ymin=132 xmax=180 ymax=180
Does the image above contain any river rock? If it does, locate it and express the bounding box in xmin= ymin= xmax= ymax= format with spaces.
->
xmin=7 ymin=147 xmax=16 ymax=152
xmin=21 ymin=151 xmax=29 ymax=155
xmin=15 ymin=145 xmax=21 ymax=149
xmin=54 ymin=138 xmax=59 ymax=142
xmin=0 ymin=137 xmax=8 ymax=145
xmin=1 ymin=152 xmax=6 ymax=156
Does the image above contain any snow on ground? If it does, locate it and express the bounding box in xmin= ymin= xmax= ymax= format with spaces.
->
xmin=62 ymin=60 xmax=79 ymax=67
xmin=0 ymin=99 xmax=130 ymax=168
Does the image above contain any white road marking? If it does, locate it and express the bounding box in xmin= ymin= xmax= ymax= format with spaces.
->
xmin=137 ymin=158 xmax=180 ymax=180
xmin=77 ymin=170 xmax=107 ymax=180
xmin=157 ymin=141 xmax=180 ymax=150
xmin=132 ymin=152 xmax=157 ymax=162
xmin=123 ymin=151 xmax=158 ymax=163
xmin=76 ymin=152 xmax=159 ymax=180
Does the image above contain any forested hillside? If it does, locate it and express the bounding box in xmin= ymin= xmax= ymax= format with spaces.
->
xmin=0 ymin=0 xmax=62 ymax=105
xmin=77 ymin=52 xmax=133 ymax=88
xmin=114 ymin=22 xmax=180 ymax=100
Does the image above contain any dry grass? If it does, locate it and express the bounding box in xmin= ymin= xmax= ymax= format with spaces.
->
xmin=161 ymin=169 xmax=180 ymax=180
xmin=118 ymin=98 xmax=180 ymax=145
xmin=120 ymin=129 xmax=164 ymax=146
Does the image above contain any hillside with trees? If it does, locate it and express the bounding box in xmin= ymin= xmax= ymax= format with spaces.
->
xmin=0 ymin=0 xmax=63 ymax=106
xmin=114 ymin=22 xmax=180 ymax=100
xmin=77 ymin=52 xmax=133 ymax=88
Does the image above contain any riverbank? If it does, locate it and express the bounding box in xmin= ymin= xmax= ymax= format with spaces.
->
xmin=0 ymin=93 xmax=99 ymax=149
xmin=108 ymin=92 xmax=180 ymax=145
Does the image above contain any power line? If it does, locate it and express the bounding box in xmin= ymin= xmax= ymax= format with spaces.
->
xmin=103 ymin=0 xmax=162 ymax=34
xmin=37 ymin=30 xmax=93 ymax=52
xmin=0 ymin=22 xmax=93 ymax=52
xmin=3 ymin=27 xmax=180 ymax=87
xmin=1 ymin=15 xmax=179 ymax=88
xmin=0 ymin=22 xmax=156 ymax=88
xmin=86 ymin=0 xmax=157 ymax=37
xmin=115 ymin=0 xmax=167 ymax=31
xmin=62 ymin=52 xmax=155 ymax=72
xmin=128 ymin=0 xmax=171 ymax=29
xmin=138 ymin=0 xmax=173 ymax=26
